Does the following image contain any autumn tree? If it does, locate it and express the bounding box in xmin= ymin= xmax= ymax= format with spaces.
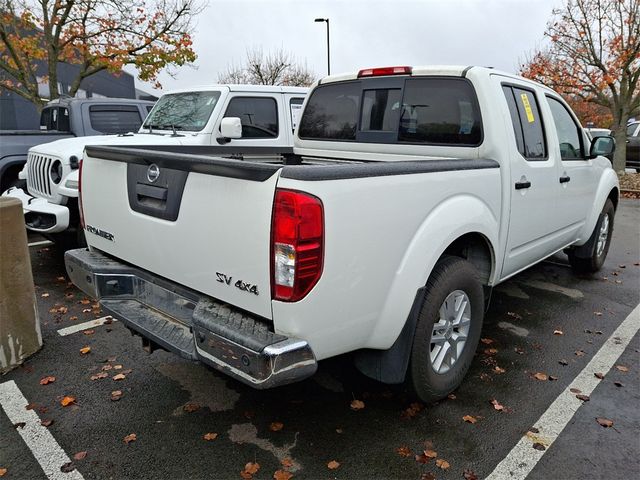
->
xmin=520 ymin=0 xmax=639 ymax=171
xmin=0 ymin=0 xmax=203 ymax=109
xmin=218 ymin=48 xmax=316 ymax=87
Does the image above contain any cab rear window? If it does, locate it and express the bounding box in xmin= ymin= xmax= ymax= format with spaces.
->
xmin=298 ymin=77 xmax=482 ymax=146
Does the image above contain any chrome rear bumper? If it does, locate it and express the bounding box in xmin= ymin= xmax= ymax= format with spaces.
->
xmin=64 ymin=248 xmax=317 ymax=389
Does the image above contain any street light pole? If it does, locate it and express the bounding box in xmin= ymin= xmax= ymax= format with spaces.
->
xmin=314 ymin=18 xmax=330 ymax=76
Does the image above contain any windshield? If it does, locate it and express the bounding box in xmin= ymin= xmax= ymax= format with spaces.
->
xmin=142 ymin=91 xmax=221 ymax=132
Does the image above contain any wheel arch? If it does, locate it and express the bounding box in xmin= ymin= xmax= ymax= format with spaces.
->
xmin=354 ymin=195 xmax=499 ymax=384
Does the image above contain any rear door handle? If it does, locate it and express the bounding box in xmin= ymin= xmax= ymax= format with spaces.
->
xmin=559 ymin=175 xmax=571 ymax=184
xmin=515 ymin=181 xmax=531 ymax=190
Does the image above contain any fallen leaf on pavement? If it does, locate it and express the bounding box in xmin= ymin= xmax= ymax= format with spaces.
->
xmin=270 ymin=422 xmax=284 ymax=432
xmin=69 ymin=316 xmax=78 ymax=321
xmin=273 ymin=470 xmax=293 ymax=480
xmin=90 ymin=372 xmax=108 ymax=381
xmin=83 ymin=329 xmax=95 ymax=336
xmin=102 ymin=364 xmax=113 ymax=371
xmin=350 ymin=399 xmax=365 ymax=411
xmin=484 ymin=348 xmax=498 ymax=355
xmin=60 ymin=462 xmax=75 ymax=473
xmin=414 ymin=453 xmax=430 ymax=464
xmin=614 ymin=381 xmax=624 ymax=387
xmin=576 ymin=394 xmax=590 ymax=402
xmin=575 ymin=350 xmax=585 ymax=357
xmin=401 ymin=402 xmax=424 ymax=418
xmin=463 ymin=469 xmax=479 ymax=480
xmin=447 ymin=393 xmax=457 ymax=400
xmin=13 ymin=422 xmax=25 ymax=429
xmin=462 ymin=415 xmax=477 ymax=424
xmin=40 ymin=376 xmax=56 ymax=385
xmin=112 ymin=373 xmax=126 ymax=381
xmin=480 ymin=338 xmax=494 ymax=344
xmin=549 ymin=375 xmax=558 ymax=381
xmin=615 ymin=365 xmax=629 ymax=372
xmin=123 ymin=433 xmax=137 ymax=444
xmin=594 ymin=372 xmax=605 ymax=379
xmin=596 ymin=417 xmax=613 ymax=428
xmin=570 ymin=388 xmax=582 ymax=394
xmin=183 ymin=403 xmax=200 ymax=413
xmin=420 ymin=474 xmax=436 ymax=480
xmin=594 ymin=311 xmax=603 ymax=316
xmin=494 ymin=366 xmax=506 ymax=374
xmin=507 ymin=311 xmax=522 ymax=320
xmin=80 ymin=299 xmax=91 ymax=305
xmin=60 ymin=396 xmax=76 ymax=407
xmin=327 ymin=460 xmax=340 ymax=470
xmin=79 ymin=346 xmax=91 ymax=355
xmin=110 ymin=390 xmax=123 ymax=402
xmin=82 ymin=308 xmax=92 ymax=313
xmin=41 ymin=293 xmax=50 ymax=298
xmin=559 ymin=359 xmax=569 ymax=366
xmin=281 ymin=458 xmax=293 ymax=469
xmin=203 ymin=433 xmax=218 ymax=441
xmin=491 ymin=399 xmax=504 ymax=411
xmin=0 ymin=468 xmax=6 ymax=477
xmin=553 ymin=329 xmax=563 ymax=335
xmin=532 ymin=442 xmax=546 ymax=451
xmin=244 ymin=462 xmax=260 ymax=475
xmin=113 ymin=365 xmax=123 ymax=370
xmin=73 ymin=451 xmax=87 ymax=461
xmin=424 ymin=449 xmax=437 ymax=459
xmin=40 ymin=419 xmax=53 ymax=427
xmin=533 ymin=372 xmax=548 ymax=381
xmin=435 ymin=458 xmax=450 ymax=469
xmin=396 ymin=446 xmax=412 ymax=457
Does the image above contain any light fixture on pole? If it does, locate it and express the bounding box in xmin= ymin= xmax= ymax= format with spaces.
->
xmin=314 ymin=18 xmax=330 ymax=76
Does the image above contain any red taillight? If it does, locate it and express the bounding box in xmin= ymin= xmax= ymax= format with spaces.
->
xmin=357 ymin=66 xmax=412 ymax=78
xmin=271 ymin=189 xmax=324 ymax=302
xmin=78 ymin=159 xmax=85 ymax=229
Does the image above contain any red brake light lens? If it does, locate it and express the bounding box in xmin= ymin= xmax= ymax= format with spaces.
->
xmin=357 ymin=66 xmax=412 ymax=78
xmin=271 ymin=189 xmax=324 ymax=302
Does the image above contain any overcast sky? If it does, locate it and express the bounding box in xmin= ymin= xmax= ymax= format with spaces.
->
xmin=129 ymin=0 xmax=563 ymax=95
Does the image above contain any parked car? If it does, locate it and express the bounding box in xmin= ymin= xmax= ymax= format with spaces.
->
xmin=3 ymin=85 xmax=307 ymax=248
xmin=626 ymin=121 xmax=640 ymax=172
xmin=65 ymin=65 xmax=618 ymax=403
xmin=0 ymin=97 xmax=154 ymax=193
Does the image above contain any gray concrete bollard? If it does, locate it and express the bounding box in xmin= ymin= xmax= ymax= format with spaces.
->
xmin=0 ymin=197 xmax=42 ymax=373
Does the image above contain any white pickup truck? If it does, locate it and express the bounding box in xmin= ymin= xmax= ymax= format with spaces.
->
xmin=65 ymin=66 xmax=618 ymax=402
xmin=4 ymin=85 xmax=307 ymax=247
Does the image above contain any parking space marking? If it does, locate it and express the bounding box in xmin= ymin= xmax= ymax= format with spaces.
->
xmin=487 ymin=303 xmax=640 ymax=480
xmin=0 ymin=380 xmax=84 ymax=480
xmin=28 ymin=240 xmax=54 ymax=248
xmin=57 ymin=316 xmax=116 ymax=337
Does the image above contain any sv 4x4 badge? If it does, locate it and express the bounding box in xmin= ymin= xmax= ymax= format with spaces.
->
xmin=216 ymin=272 xmax=259 ymax=296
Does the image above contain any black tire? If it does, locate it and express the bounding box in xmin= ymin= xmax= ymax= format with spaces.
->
xmin=409 ymin=256 xmax=484 ymax=403
xmin=567 ymin=199 xmax=614 ymax=273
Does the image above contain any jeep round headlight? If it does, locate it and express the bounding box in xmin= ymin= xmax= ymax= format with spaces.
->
xmin=50 ymin=160 xmax=63 ymax=184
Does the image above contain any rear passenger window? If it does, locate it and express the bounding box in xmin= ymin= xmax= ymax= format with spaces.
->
xmin=89 ymin=105 xmax=143 ymax=134
xmin=502 ymin=86 xmax=546 ymax=160
xmin=224 ymin=97 xmax=278 ymax=138
xmin=398 ymin=78 xmax=482 ymax=145
xmin=547 ymin=97 xmax=584 ymax=160
xmin=627 ymin=123 xmax=639 ymax=136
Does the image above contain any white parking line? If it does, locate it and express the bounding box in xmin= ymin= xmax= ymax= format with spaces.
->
xmin=487 ymin=303 xmax=640 ymax=480
xmin=28 ymin=240 xmax=53 ymax=247
xmin=0 ymin=380 xmax=84 ymax=480
xmin=57 ymin=316 xmax=116 ymax=337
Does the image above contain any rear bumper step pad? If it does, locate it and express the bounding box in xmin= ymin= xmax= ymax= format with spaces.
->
xmin=65 ymin=248 xmax=317 ymax=389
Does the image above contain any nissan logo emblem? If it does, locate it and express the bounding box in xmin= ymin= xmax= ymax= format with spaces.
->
xmin=147 ymin=163 xmax=160 ymax=183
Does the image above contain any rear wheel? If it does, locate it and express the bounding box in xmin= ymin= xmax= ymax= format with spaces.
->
xmin=568 ymin=199 xmax=614 ymax=273
xmin=409 ymin=256 xmax=484 ymax=403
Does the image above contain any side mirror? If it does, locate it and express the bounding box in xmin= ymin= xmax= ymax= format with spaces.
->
xmin=589 ymin=136 xmax=615 ymax=158
xmin=220 ymin=117 xmax=243 ymax=140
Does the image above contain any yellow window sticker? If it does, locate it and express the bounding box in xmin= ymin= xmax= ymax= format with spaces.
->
xmin=520 ymin=93 xmax=535 ymax=123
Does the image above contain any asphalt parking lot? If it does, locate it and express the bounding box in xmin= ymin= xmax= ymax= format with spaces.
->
xmin=1 ymin=199 xmax=638 ymax=480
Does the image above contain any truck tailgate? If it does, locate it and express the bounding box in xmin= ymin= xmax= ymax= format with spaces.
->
xmin=80 ymin=147 xmax=282 ymax=320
